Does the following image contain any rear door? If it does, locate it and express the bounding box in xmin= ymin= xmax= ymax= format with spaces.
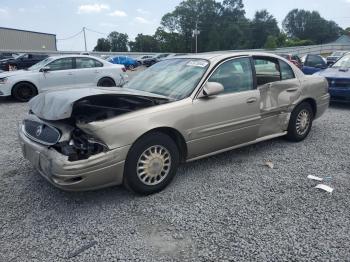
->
xmin=253 ymin=56 xmax=301 ymax=137
xmin=75 ymin=57 xmax=104 ymax=85
xmin=39 ymin=57 xmax=75 ymax=90
xmin=188 ymin=57 xmax=261 ymax=159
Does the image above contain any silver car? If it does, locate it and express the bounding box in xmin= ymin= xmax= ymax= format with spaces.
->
xmin=18 ymin=52 xmax=330 ymax=194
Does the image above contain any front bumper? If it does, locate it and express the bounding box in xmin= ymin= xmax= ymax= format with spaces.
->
xmin=19 ymin=125 xmax=130 ymax=191
xmin=0 ymin=83 xmax=12 ymax=97
xmin=329 ymin=88 xmax=350 ymax=101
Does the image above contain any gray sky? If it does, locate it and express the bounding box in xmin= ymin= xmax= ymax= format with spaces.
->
xmin=0 ymin=0 xmax=349 ymax=51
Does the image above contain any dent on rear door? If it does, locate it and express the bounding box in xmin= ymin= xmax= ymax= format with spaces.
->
xmin=258 ymin=79 xmax=301 ymax=136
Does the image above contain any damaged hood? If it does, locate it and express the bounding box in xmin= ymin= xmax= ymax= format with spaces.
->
xmin=29 ymin=87 xmax=170 ymax=121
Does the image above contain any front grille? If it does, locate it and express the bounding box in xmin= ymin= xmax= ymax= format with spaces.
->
xmin=327 ymin=78 xmax=350 ymax=88
xmin=23 ymin=120 xmax=61 ymax=146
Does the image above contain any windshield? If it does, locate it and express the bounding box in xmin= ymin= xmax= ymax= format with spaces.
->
xmin=123 ymin=58 xmax=209 ymax=99
xmin=28 ymin=57 xmax=54 ymax=71
xmin=332 ymin=54 xmax=350 ymax=68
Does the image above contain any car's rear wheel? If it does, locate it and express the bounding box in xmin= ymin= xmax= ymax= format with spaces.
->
xmin=286 ymin=102 xmax=314 ymax=142
xmin=12 ymin=82 xmax=38 ymax=102
xmin=97 ymin=77 xmax=116 ymax=87
xmin=124 ymin=132 xmax=180 ymax=195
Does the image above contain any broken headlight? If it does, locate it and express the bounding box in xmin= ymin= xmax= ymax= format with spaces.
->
xmin=55 ymin=129 xmax=108 ymax=161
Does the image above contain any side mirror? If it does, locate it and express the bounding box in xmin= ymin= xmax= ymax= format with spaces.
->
xmin=200 ymin=82 xmax=224 ymax=98
xmin=40 ymin=66 xmax=50 ymax=72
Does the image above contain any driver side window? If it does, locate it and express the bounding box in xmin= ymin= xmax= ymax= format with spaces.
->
xmin=208 ymin=57 xmax=254 ymax=94
xmin=47 ymin=58 xmax=73 ymax=71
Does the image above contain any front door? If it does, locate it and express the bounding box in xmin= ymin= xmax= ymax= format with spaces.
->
xmin=187 ymin=57 xmax=261 ymax=159
xmin=39 ymin=57 xmax=75 ymax=91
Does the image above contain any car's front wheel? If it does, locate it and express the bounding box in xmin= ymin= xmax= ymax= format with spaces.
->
xmin=12 ymin=82 xmax=38 ymax=102
xmin=286 ymin=102 xmax=314 ymax=142
xmin=124 ymin=132 xmax=180 ymax=195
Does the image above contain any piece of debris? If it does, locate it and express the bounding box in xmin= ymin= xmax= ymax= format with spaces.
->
xmin=264 ymin=161 xmax=274 ymax=169
xmin=307 ymin=175 xmax=323 ymax=182
xmin=315 ymin=184 xmax=334 ymax=194
xmin=67 ymin=241 xmax=97 ymax=259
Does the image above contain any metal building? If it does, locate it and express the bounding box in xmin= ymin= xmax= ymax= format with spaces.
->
xmin=0 ymin=27 xmax=57 ymax=52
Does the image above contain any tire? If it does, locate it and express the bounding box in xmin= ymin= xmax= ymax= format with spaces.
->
xmin=97 ymin=78 xmax=116 ymax=87
xmin=12 ymin=82 xmax=38 ymax=102
xmin=124 ymin=132 xmax=180 ymax=195
xmin=286 ymin=102 xmax=314 ymax=142
xmin=128 ymin=64 xmax=135 ymax=70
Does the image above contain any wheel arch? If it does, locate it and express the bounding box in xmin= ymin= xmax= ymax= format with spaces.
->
xmin=97 ymin=76 xmax=116 ymax=86
xmin=132 ymin=127 xmax=188 ymax=163
xmin=294 ymin=97 xmax=317 ymax=116
xmin=11 ymin=81 xmax=38 ymax=96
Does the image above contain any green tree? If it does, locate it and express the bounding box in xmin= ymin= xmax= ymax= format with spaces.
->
xmin=250 ymin=10 xmax=280 ymax=49
xmin=129 ymin=34 xmax=160 ymax=52
xmin=108 ymin=31 xmax=129 ymax=52
xmin=264 ymin=35 xmax=277 ymax=49
xmin=283 ymin=9 xmax=342 ymax=44
xmin=154 ymin=27 xmax=186 ymax=52
xmin=93 ymin=38 xmax=111 ymax=52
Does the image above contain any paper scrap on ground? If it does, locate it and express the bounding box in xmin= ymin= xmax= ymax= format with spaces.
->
xmin=315 ymin=184 xmax=334 ymax=194
xmin=264 ymin=161 xmax=274 ymax=169
xmin=307 ymin=175 xmax=324 ymax=182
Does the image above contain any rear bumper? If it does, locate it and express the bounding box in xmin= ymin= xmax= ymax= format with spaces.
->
xmin=315 ymin=93 xmax=330 ymax=119
xmin=18 ymin=125 xmax=130 ymax=191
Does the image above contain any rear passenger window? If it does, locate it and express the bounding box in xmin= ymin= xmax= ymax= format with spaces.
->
xmin=76 ymin=58 xmax=103 ymax=68
xmin=254 ymin=58 xmax=281 ymax=86
xmin=209 ymin=57 xmax=253 ymax=94
xmin=279 ymin=60 xmax=295 ymax=80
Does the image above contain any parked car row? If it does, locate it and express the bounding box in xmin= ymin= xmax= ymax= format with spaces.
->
xmin=278 ymin=51 xmax=350 ymax=102
xmin=0 ymin=53 xmax=49 ymax=71
xmin=0 ymin=55 xmax=127 ymax=101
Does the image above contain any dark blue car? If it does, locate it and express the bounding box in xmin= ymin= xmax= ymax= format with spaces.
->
xmin=315 ymin=53 xmax=350 ymax=102
xmin=108 ymin=55 xmax=139 ymax=70
xmin=301 ymin=54 xmax=327 ymax=75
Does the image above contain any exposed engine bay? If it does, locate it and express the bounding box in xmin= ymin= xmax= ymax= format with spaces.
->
xmin=27 ymin=92 xmax=171 ymax=161
xmin=71 ymin=94 xmax=169 ymax=123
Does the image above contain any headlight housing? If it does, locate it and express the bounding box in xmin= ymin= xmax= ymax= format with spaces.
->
xmin=0 ymin=77 xmax=8 ymax=84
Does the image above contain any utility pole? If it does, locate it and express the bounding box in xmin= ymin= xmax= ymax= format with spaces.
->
xmin=83 ymin=27 xmax=87 ymax=52
xmin=192 ymin=22 xmax=200 ymax=53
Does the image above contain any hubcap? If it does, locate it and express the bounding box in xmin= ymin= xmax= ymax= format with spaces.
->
xmin=296 ymin=109 xmax=311 ymax=136
xmin=136 ymin=145 xmax=171 ymax=186
xmin=20 ymin=86 xmax=33 ymax=99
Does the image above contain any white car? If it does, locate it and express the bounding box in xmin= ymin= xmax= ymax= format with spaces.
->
xmin=0 ymin=55 xmax=128 ymax=101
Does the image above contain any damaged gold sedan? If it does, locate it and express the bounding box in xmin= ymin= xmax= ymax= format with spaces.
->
xmin=18 ymin=52 xmax=330 ymax=194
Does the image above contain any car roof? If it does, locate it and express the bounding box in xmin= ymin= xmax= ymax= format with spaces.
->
xmin=48 ymin=54 xmax=101 ymax=59
xmin=167 ymin=51 xmax=290 ymax=63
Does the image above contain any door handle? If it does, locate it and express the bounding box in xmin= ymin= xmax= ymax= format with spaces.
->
xmin=286 ymin=88 xmax=298 ymax=92
xmin=246 ymin=97 xmax=257 ymax=104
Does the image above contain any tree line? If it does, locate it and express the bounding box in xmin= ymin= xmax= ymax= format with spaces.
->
xmin=94 ymin=0 xmax=346 ymax=53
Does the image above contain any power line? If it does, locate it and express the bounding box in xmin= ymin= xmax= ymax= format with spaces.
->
xmin=57 ymin=30 xmax=83 ymax=41
xmin=85 ymin=27 xmax=108 ymax=36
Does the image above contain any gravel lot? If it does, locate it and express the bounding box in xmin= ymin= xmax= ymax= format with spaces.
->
xmin=0 ymin=85 xmax=350 ymax=261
